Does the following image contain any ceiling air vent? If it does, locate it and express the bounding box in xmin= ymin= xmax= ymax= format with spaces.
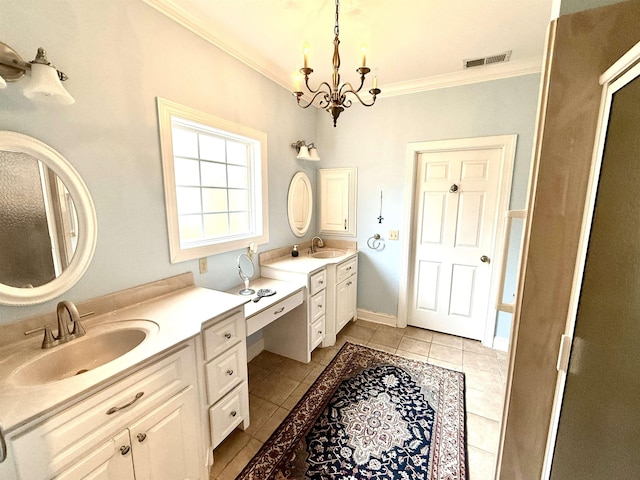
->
xmin=463 ymin=50 xmax=512 ymax=69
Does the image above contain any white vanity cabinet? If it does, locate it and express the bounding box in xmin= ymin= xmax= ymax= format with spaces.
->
xmin=308 ymin=269 xmax=327 ymax=352
xmin=259 ymin=266 xmax=326 ymax=363
xmin=198 ymin=307 xmax=249 ymax=452
xmin=323 ymin=255 xmax=358 ymax=346
xmin=335 ymin=256 xmax=358 ymax=334
xmin=5 ymin=341 xmax=201 ymax=480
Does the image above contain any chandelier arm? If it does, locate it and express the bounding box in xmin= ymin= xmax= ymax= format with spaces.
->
xmin=342 ymin=88 xmax=377 ymax=107
xmin=303 ymin=77 xmax=334 ymax=96
xmin=296 ymin=90 xmax=332 ymax=109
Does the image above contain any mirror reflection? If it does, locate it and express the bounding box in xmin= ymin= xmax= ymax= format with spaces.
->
xmin=0 ymin=151 xmax=78 ymax=288
xmin=287 ymin=172 xmax=313 ymax=237
xmin=237 ymin=253 xmax=255 ymax=295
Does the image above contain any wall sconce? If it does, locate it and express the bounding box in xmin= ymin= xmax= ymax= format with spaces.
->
xmin=291 ymin=140 xmax=320 ymax=161
xmin=0 ymin=41 xmax=74 ymax=105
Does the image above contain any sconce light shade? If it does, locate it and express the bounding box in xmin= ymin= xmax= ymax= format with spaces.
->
xmin=23 ymin=63 xmax=74 ymax=105
xmin=296 ymin=145 xmax=311 ymax=160
xmin=308 ymin=145 xmax=321 ymax=161
xmin=0 ymin=75 xmax=6 ymax=89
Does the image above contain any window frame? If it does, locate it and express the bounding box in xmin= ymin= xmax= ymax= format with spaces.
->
xmin=156 ymin=98 xmax=269 ymax=263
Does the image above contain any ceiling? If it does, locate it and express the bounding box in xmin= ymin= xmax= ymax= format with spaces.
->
xmin=143 ymin=0 xmax=555 ymax=97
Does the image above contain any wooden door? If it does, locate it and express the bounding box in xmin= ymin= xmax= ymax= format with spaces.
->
xmin=409 ymin=148 xmax=502 ymax=340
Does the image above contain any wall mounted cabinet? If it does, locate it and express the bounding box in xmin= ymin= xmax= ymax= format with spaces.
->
xmin=318 ymin=168 xmax=357 ymax=236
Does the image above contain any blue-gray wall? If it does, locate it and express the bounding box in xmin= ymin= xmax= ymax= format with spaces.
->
xmin=315 ymin=75 xmax=541 ymax=338
xmin=0 ymin=0 xmax=317 ymax=323
xmin=0 ymin=1 xmax=541 ymax=342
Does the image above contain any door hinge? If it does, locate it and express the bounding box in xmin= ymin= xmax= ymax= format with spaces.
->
xmin=556 ymin=334 xmax=572 ymax=373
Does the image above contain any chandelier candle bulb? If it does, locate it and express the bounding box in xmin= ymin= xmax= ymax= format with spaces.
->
xmin=303 ymin=46 xmax=309 ymax=69
xmin=361 ymin=47 xmax=367 ymax=67
xmin=373 ymin=76 xmax=378 ymax=89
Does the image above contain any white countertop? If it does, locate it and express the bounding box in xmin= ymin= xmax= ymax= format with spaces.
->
xmin=226 ymin=277 xmax=305 ymax=319
xmin=0 ymin=286 xmax=247 ymax=434
xmin=261 ymin=248 xmax=358 ymax=274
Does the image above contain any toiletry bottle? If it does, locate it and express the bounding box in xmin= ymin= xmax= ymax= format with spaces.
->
xmin=292 ymin=245 xmax=299 ymax=257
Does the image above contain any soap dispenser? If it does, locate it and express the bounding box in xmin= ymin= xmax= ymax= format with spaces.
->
xmin=292 ymin=244 xmax=299 ymax=257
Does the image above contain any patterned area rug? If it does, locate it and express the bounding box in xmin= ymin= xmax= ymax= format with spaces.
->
xmin=237 ymin=342 xmax=467 ymax=480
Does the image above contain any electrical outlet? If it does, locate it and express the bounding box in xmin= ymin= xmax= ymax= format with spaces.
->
xmin=389 ymin=230 xmax=399 ymax=240
xmin=198 ymin=257 xmax=208 ymax=274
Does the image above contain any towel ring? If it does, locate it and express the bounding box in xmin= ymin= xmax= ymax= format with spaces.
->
xmin=367 ymin=234 xmax=384 ymax=250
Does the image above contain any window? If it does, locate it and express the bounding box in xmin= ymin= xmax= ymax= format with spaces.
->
xmin=157 ymin=98 xmax=268 ymax=262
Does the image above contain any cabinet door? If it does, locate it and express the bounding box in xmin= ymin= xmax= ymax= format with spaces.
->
xmin=129 ymin=386 xmax=200 ymax=480
xmin=336 ymin=274 xmax=357 ymax=334
xmin=319 ymin=167 xmax=356 ymax=236
xmin=55 ymin=431 xmax=135 ymax=480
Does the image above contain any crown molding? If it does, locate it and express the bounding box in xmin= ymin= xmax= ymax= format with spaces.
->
xmin=143 ymin=0 xmax=543 ymax=104
xmin=378 ymin=57 xmax=543 ymax=98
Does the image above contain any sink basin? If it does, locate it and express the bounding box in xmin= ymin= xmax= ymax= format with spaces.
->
xmin=309 ymin=249 xmax=346 ymax=259
xmin=10 ymin=320 xmax=158 ymax=386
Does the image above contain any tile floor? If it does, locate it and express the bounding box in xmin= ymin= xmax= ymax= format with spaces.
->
xmin=210 ymin=320 xmax=508 ymax=480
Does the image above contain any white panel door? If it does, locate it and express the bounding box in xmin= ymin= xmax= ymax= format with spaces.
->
xmin=409 ymin=148 xmax=502 ymax=340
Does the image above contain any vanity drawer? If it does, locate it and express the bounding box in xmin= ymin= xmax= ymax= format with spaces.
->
xmin=204 ymin=343 xmax=245 ymax=404
xmin=309 ymin=269 xmax=326 ymax=295
xmin=310 ymin=316 xmax=325 ymax=350
xmin=202 ymin=309 xmax=244 ymax=361
xmin=310 ymin=290 xmax=326 ymax=323
xmin=11 ymin=342 xmax=195 ymax=479
xmin=246 ymin=290 xmax=304 ymax=336
xmin=209 ymin=382 xmax=249 ymax=449
xmin=337 ymin=257 xmax=357 ymax=283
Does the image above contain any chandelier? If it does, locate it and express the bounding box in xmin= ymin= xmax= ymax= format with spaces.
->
xmin=293 ymin=0 xmax=381 ymax=127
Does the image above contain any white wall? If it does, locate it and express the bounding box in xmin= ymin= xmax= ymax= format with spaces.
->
xmin=315 ymin=74 xmax=541 ymax=338
xmin=0 ymin=0 xmax=316 ymax=324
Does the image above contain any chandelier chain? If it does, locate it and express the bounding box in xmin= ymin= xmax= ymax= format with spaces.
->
xmin=334 ymin=0 xmax=340 ymax=37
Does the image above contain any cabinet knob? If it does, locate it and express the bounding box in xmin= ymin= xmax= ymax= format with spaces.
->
xmin=230 ymin=410 xmax=237 ymax=417
xmin=120 ymin=445 xmax=131 ymax=456
xmin=318 ymin=330 xmax=323 ymax=334
xmin=318 ymin=304 xmax=323 ymax=308
xmin=319 ymin=280 xmax=324 ymax=284
xmin=224 ymin=333 xmax=232 ymax=339
xmin=137 ymin=433 xmax=147 ymax=443
xmin=347 ymin=281 xmax=352 ymax=286
xmin=226 ymin=369 xmax=234 ymax=376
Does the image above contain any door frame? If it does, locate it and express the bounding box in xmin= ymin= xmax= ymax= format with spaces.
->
xmin=398 ymin=135 xmax=517 ymax=347
xmin=541 ymin=40 xmax=640 ymax=479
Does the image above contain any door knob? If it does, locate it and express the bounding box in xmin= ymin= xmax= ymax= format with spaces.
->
xmin=449 ymin=184 xmax=459 ymax=193
xmin=480 ymin=255 xmax=490 ymax=263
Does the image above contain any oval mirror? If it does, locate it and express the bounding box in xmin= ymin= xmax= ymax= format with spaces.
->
xmin=237 ymin=253 xmax=255 ymax=295
xmin=287 ymin=172 xmax=313 ymax=237
xmin=0 ymin=131 xmax=97 ymax=305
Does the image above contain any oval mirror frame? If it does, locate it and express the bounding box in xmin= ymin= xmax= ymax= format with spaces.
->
xmin=0 ymin=131 xmax=97 ymax=305
xmin=287 ymin=172 xmax=313 ymax=237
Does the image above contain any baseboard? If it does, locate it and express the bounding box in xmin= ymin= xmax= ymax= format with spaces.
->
xmin=493 ymin=336 xmax=509 ymax=352
xmin=246 ymin=337 xmax=264 ymax=361
xmin=356 ymin=309 xmax=398 ymax=327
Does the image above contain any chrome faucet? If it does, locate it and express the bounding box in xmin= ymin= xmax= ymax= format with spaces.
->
xmin=24 ymin=300 xmax=88 ymax=349
xmin=311 ymin=236 xmax=324 ymax=253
